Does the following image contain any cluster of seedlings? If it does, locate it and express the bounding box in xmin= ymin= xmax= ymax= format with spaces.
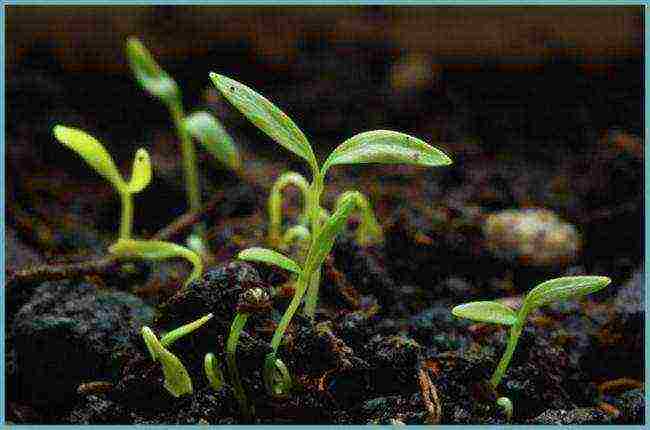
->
xmin=51 ymin=37 xmax=612 ymax=423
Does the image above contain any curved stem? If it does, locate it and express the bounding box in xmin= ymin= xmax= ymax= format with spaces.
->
xmin=119 ymin=192 xmax=133 ymax=240
xmin=227 ymin=312 xmax=252 ymax=422
xmin=302 ymin=172 xmax=325 ymax=319
xmin=268 ymin=172 xmax=310 ymax=247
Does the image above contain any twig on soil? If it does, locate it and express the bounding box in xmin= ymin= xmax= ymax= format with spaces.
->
xmin=418 ymin=366 xmax=442 ymax=424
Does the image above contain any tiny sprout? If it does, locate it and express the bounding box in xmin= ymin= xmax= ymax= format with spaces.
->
xmin=334 ymin=191 xmax=383 ymax=246
xmin=268 ymin=171 xmax=310 ymax=247
xmin=226 ymin=312 xmax=253 ymax=421
xmin=126 ymin=37 xmax=240 ymax=254
xmin=496 ymin=397 xmax=513 ymax=421
xmin=452 ymin=276 xmax=611 ymax=389
xmin=204 ymin=352 xmax=225 ymax=391
xmin=53 ymin=125 xmax=152 ymax=240
xmin=109 ymin=239 xmax=202 ymax=287
xmin=212 ymin=73 xmax=452 ymax=396
xmin=141 ymin=313 xmax=213 ymax=397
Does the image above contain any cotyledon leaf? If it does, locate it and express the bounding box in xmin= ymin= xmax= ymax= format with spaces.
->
xmin=237 ymin=247 xmax=302 ymax=275
xmin=126 ymin=37 xmax=180 ymax=105
xmin=140 ymin=326 xmax=193 ymax=397
xmin=209 ymin=73 xmax=318 ymax=172
xmin=108 ymin=239 xmax=202 ymax=287
xmin=523 ymin=276 xmax=612 ymax=312
xmin=127 ymin=148 xmax=152 ymax=193
xmin=451 ymin=301 xmax=518 ymax=326
xmin=53 ymin=125 xmax=126 ymax=192
xmin=184 ymin=111 xmax=240 ymax=171
xmin=322 ymin=130 xmax=452 ymax=175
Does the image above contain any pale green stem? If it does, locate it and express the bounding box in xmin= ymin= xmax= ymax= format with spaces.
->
xmin=279 ymin=225 xmax=311 ymax=253
xmin=302 ymin=173 xmax=324 ymax=319
xmin=119 ymin=191 xmax=133 ymax=240
xmin=268 ymin=172 xmax=310 ymax=248
xmin=160 ymin=313 xmax=213 ymax=347
xmin=227 ymin=312 xmax=252 ymax=422
xmin=168 ymin=101 xmax=206 ymax=246
xmin=490 ymin=310 xmax=526 ymax=388
xmin=270 ymin=269 xmax=309 ymax=352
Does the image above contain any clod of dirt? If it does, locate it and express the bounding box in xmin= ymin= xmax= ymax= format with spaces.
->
xmin=67 ymin=394 xmax=128 ymax=424
xmin=358 ymin=394 xmax=429 ymax=424
xmin=11 ymin=280 xmax=154 ymax=409
xmin=365 ymin=335 xmax=423 ymax=394
xmin=527 ymin=407 xmax=613 ymax=424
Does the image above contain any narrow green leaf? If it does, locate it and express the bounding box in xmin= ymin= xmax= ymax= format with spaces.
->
xmin=204 ymin=353 xmax=225 ymax=391
xmin=524 ymin=276 xmax=612 ymax=311
xmin=108 ymin=239 xmax=202 ymax=287
xmin=209 ymin=73 xmax=317 ymax=172
xmin=127 ymin=148 xmax=152 ymax=193
xmin=126 ymin=37 xmax=180 ymax=105
xmin=451 ymin=301 xmax=518 ymax=326
xmin=140 ymin=326 xmax=193 ymax=397
xmin=184 ymin=111 xmax=240 ymax=171
xmin=237 ymin=247 xmax=302 ymax=274
xmin=322 ymin=130 xmax=452 ymax=175
xmin=302 ymin=192 xmax=357 ymax=276
xmin=160 ymin=313 xmax=213 ymax=347
xmin=53 ymin=125 xmax=125 ymax=191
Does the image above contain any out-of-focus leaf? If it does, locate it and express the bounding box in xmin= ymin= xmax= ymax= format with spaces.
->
xmin=184 ymin=111 xmax=240 ymax=171
xmin=126 ymin=37 xmax=180 ymax=106
xmin=127 ymin=148 xmax=152 ymax=193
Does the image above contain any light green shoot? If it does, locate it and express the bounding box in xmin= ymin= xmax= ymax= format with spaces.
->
xmin=141 ymin=313 xmax=213 ymax=397
xmin=204 ymin=352 xmax=225 ymax=391
xmin=452 ymin=276 xmax=611 ymax=389
xmin=334 ymin=191 xmax=383 ymax=246
xmin=211 ymin=72 xmax=451 ymax=396
xmin=53 ymin=125 xmax=152 ymax=240
xmin=109 ymin=239 xmax=202 ymax=288
xmin=126 ymin=37 xmax=240 ymax=254
xmin=268 ymin=171 xmax=310 ymax=247
xmin=226 ymin=312 xmax=253 ymax=421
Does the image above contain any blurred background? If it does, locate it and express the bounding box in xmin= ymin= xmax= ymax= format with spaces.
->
xmin=5 ymin=5 xmax=643 ymax=271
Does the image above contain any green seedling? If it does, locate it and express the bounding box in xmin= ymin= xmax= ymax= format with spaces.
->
xmin=141 ymin=313 xmax=213 ymax=397
xmin=126 ymin=37 xmax=240 ymax=254
xmin=108 ymin=239 xmax=202 ymax=288
xmin=53 ymin=125 xmax=152 ymax=240
xmin=211 ymin=72 xmax=451 ymax=396
xmin=268 ymin=171 xmax=310 ymax=248
xmin=452 ymin=275 xmax=611 ymax=390
xmin=204 ymin=352 xmax=225 ymax=391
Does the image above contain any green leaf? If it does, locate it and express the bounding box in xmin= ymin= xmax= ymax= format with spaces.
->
xmin=524 ymin=276 xmax=612 ymax=311
xmin=140 ymin=326 xmax=193 ymax=397
xmin=108 ymin=239 xmax=202 ymax=287
xmin=160 ymin=313 xmax=213 ymax=347
xmin=237 ymin=247 xmax=302 ymax=274
xmin=302 ymin=192 xmax=357 ymax=276
xmin=126 ymin=37 xmax=180 ymax=106
xmin=127 ymin=148 xmax=152 ymax=193
xmin=204 ymin=353 xmax=225 ymax=391
xmin=322 ymin=130 xmax=452 ymax=175
xmin=451 ymin=301 xmax=518 ymax=326
xmin=53 ymin=125 xmax=125 ymax=192
xmin=184 ymin=111 xmax=240 ymax=171
xmin=209 ymin=73 xmax=318 ymax=172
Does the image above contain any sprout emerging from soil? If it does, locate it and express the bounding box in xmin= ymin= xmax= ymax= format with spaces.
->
xmin=126 ymin=37 xmax=240 ymax=255
xmin=53 ymin=125 xmax=152 ymax=240
xmin=452 ymin=276 xmax=612 ymax=390
xmin=141 ymin=313 xmax=213 ymax=398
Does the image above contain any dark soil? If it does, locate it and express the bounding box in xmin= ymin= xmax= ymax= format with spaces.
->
xmin=5 ymin=40 xmax=643 ymax=424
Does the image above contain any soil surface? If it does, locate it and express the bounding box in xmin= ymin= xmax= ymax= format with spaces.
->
xmin=5 ymin=40 xmax=643 ymax=424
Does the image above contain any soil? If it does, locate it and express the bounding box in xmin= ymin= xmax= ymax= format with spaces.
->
xmin=5 ymin=44 xmax=643 ymax=424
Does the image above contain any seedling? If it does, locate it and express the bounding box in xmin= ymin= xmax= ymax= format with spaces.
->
xmin=108 ymin=239 xmax=202 ymax=288
xmin=452 ymin=276 xmax=611 ymax=390
xmin=211 ymin=72 xmax=452 ymax=395
xmin=126 ymin=37 xmax=240 ymax=254
xmin=53 ymin=125 xmax=152 ymax=240
xmin=54 ymin=125 xmax=203 ymax=287
xmin=141 ymin=313 xmax=213 ymax=397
